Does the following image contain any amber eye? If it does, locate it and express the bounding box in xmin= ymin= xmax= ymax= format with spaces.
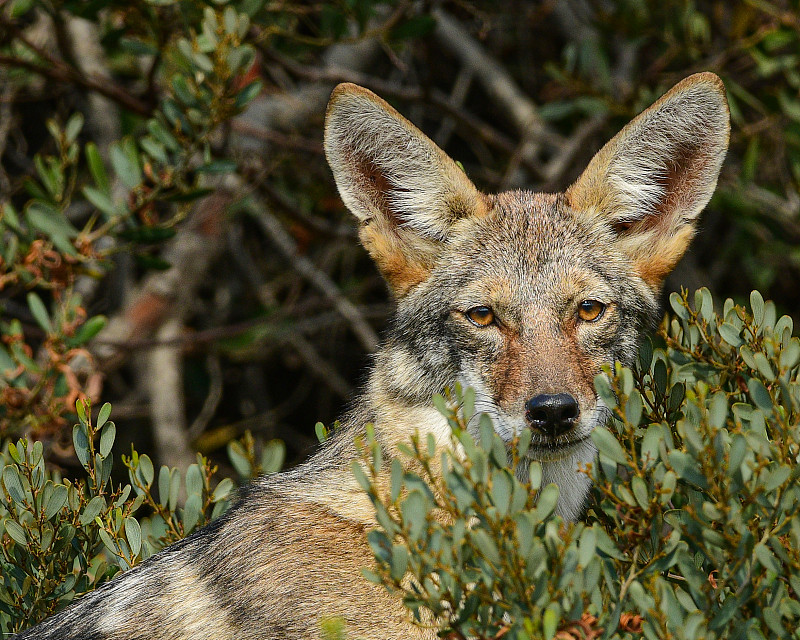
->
xmin=465 ymin=306 xmax=495 ymax=327
xmin=578 ymin=300 xmax=606 ymax=322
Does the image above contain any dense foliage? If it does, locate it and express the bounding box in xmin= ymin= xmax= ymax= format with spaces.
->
xmin=1 ymin=0 xmax=800 ymax=636
xmin=1 ymin=0 xmax=800 ymax=462
xmin=358 ymin=289 xmax=800 ymax=639
xmin=0 ymin=400 xmax=283 ymax=633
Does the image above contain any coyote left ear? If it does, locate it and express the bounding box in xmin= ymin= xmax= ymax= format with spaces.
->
xmin=325 ymin=83 xmax=486 ymax=297
xmin=566 ymin=72 xmax=730 ymax=288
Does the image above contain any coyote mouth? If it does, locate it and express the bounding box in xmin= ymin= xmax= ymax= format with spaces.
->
xmin=527 ymin=433 xmax=593 ymax=461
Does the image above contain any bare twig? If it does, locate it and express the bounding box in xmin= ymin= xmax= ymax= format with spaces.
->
xmin=541 ymin=114 xmax=608 ymax=190
xmin=258 ymin=178 xmax=356 ymax=238
xmin=229 ymin=120 xmax=323 ymax=154
xmin=251 ymin=207 xmax=379 ymax=353
xmin=187 ymin=354 xmax=224 ymax=440
xmin=0 ymin=18 xmax=150 ymax=115
xmin=226 ymin=222 xmax=354 ymax=399
xmin=434 ymin=66 xmax=474 ymax=148
xmin=144 ymin=317 xmax=195 ymax=473
xmin=91 ymin=189 xmax=231 ymax=370
xmin=267 ymin=53 xmax=538 ymax=175
xmin=431 ymin=9 xmax=561 ymax=151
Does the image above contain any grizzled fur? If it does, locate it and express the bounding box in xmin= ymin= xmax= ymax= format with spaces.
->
xmin=19 ymin=73 xmax=729 ymax=639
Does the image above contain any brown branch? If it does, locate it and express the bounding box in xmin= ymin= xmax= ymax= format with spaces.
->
xmin=230 ymin=120 xmax=324 ymax=154
xmin=266 ymin=52 xmax=541 ymax=176
xmin=0 ymin=18 xmax=151 ymax=116
xmin=251 ymin=207 xmax=380 ymax=353
xmin=144 ymin=317 xmax=195 ymax=474
xmin=431 ymin=9 xmax=561 ymax=149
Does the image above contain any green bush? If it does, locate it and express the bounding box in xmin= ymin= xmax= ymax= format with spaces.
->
xmin=357 ymin=288 xmax=800 ymax=640
xmin=0 ymin=398 xmax=284 ymax=634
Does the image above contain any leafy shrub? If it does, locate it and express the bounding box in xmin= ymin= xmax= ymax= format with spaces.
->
xmin=357 ymin=288 xmax=800 ymax=639
xmin=0 ymin=399 xmax=284 ymax=634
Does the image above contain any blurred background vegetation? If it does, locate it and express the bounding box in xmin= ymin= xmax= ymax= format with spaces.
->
xmin=0 ymin=0 xmax=799 ymax=481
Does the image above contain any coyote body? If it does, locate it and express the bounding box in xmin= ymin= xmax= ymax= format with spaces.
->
xmin=19 ymin=73 xmax=729 ymax=639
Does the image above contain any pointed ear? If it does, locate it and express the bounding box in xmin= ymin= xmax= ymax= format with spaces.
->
xmin=566 ymin=72 xmax=730 ymax=288
xmin=324 ymin=83 xmax=486 ymax=296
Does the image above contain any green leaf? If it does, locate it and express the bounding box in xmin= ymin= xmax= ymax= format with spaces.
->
xmin=750 ymin=290 xmax=765 ymax=326
xmin=69 ymin=315 xmax=107 ymax=346
xmin=578 ymin=526 xmax=597 ymax=568
xmin=490 ymin=470 xmax=512 ymax=516
xmin=26 ymin=201 xmax=78 ymax=241
xmin=212 ymin=477 xmax=234 ymax=502
xmin=83 ymin=186 xmax=117 ymax=219
xmin=138 ymin=455 xmax=154 ymax=487
xmin=529 ymin=461 xmax=542 ymax=491
xmin=754 ymin=542 xmax=780 ymax=573
xmin=185 ymin=464 xmax=203 ymax=497
xmin=542 ymin=603 xmax=560 ymax=640
xmin=140 ymin=137 xmax=169 ymax=164
xmin=718 ymin=322 xmax=743 ymax=347
xmin=260 ymin=440 xmax=284 ymax=474
xmin=4 ymin=520 xmax=27 ymax=545
xmin=667 ymin=451 xmax=708 ymax=489
xmin=80 ymin=495 xmax=106 ymax=526
xmin=747 ymin=378 xmax=773 ymax=412
xmin=72 ymin=423 xmax=90 ymax=468
xmin=182 ymin=493 xmax=202 ymax=532
xmin=99 ymin=423 xmax=116 ymax=458
xmin=631 ymin=476 xmax=649 ymax=509
xmin=169 ymin=468 xmax=181 ymax=512
xmin=234 ymin=80 xmax=263 ymax=109
xmin=64 ymin=113 xmax=84 ymax=145
xmin=27 ymin=292 xmax=52 ymax=334
xmin=753 ymin=352 xmax=776 ymax=381
xmin=110 ymin=139 xmax=142 ymax=189
xmin=669 ymin=292 xmax=689 ymax=320
xmin=98 ymin=528 xmax=117 ymax=555
xmin=708 ymin=392 xmax=728 ymax=429
xmin=97 ymin=403 xmax=112 ymax=429
xmin=591 ymin=426 xmax=627 ymax=465
xmin=779 ymin=339 xmax=800 ymax=370
xmin=228 ymin=441 xmax=251 ymax=478
xmin=196 ymin=160 xmax=238 ymax=174
xmin=124 ymin=517 xmax=142 ymax=556
xmin=85 ymin=142 xmax=110 ymax=193
xmin=625 ymin=390 xmax=643 ymax=425
xmin=401 ymin=490 xmax=428 ymax=541
xmin=3 ymin=466 xmax=26 ymax=505
xmin=44 ymin=484 xmax=68 ymax=520
xmin=533 ymin=483 xmax=559 ymax=521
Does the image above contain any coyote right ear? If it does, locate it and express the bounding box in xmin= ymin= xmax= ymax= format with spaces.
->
xmin=566 ymin=72 xmax=730 ymax=289
xmin=324 ymin=83 xmax=486 ymax=297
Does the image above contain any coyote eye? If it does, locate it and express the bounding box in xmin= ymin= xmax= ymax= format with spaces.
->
xmin=578 ymin=300 xmax=606 ymax=322
xmin=465 ymin=306 xmax=495 ymax=327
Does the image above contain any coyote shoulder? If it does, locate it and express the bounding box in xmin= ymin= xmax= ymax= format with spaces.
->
xmin=19 ymin=73 xmax=729 ymax=639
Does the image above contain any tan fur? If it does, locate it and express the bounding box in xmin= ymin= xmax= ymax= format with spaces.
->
xmin=20 ymin=74 xmax=728 ymax=640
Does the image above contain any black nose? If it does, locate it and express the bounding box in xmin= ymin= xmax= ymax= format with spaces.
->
xmin=525 ymin=393 xmax=580 ymax=437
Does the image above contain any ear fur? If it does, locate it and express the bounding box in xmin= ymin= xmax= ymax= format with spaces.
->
xmin=324 ymin=83 xmax=486 ymax=296
xmin=566 ymin=72 xmax=730 ymax=288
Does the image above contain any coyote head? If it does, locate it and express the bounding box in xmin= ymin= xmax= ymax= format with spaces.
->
xmin=324 ymin=74 xmax=729 ymax=519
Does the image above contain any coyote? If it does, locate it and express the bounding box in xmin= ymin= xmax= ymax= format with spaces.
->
xmin=19 ymin=73 xmax=729 ymax=639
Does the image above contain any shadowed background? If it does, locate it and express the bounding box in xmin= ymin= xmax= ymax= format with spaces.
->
xmin=0 ymin=0 xmax=798 ymax=479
